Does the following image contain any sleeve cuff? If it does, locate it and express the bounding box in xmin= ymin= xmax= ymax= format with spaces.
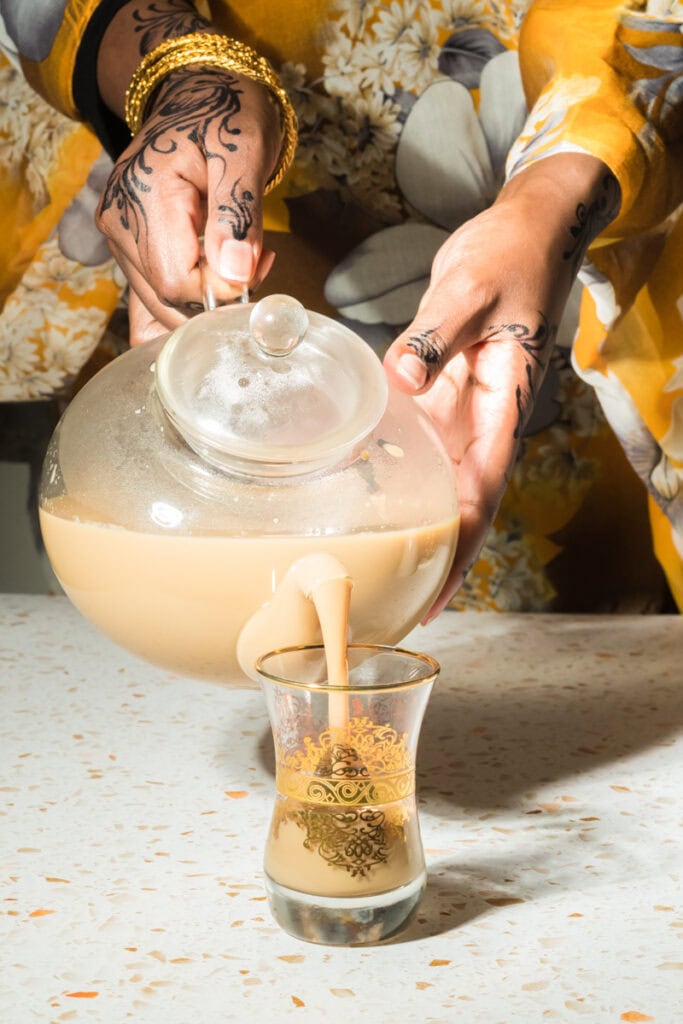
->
xmin=72 ymin=0 xmax=135 ymax=158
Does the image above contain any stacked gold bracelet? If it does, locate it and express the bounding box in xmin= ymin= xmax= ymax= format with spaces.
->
xmin=124 ymin=32 xmax=298 ymax=193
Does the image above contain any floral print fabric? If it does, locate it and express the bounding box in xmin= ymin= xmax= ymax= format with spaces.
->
xmin=1 ymin=0 xmax=681 ymax=611
xmin=0 ymin=50 xmax=124 ymax=401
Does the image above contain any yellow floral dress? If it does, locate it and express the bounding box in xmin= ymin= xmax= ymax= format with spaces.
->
xmin=1 ymin=0 xmax=682 ymax=612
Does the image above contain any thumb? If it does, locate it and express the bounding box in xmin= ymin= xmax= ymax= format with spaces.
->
xmin=383 ymin=246 xmax=488 ymax=393
xmin=203 ymin=158 xmax=265 ymax=292
xmin=384 ymin=272 xmax=480 ymax=394
xmin=383 ymin=319 xmax=450 ymax=395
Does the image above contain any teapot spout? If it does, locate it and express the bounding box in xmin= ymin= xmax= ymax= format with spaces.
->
xmin=236 ymin=554 xmax=352 ymax=696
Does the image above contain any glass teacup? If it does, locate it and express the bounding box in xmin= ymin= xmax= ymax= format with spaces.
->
xmin=256 ymin=643 xmax=438 ymax=945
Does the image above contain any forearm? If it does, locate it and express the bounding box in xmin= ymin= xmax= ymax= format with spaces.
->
xmin=498 ymin=152 xmax=621 ymax=278
xmin=96 ymin=1 xmax=214 ymax=121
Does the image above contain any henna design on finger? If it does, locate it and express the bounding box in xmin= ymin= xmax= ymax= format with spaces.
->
xmin=513 ymin=361 xmax=535 ymax=441
xmin=485 ymin=315 xmax=557 ymax=442
xmin=100 ymin=69 xmax=242 ymax=257
xmin=563 ymin=172 xmax=620 ymax=275
xmin=159 ymin=298 xmax=205 ymax=314
xmin=132 ymin=1 xmax=208 ymax=55
xmin=218 ymin=179 xmax=255 ymax=240
xmin=485 ymin=313 xmax=555 ymax=366
xmin=460 ymin=558 xmax=476 ymax=581
xmin=406 ymin=327 xmax=447 ymax=378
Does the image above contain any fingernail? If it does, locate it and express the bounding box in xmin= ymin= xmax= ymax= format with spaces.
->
xmin=396 ymin=353 xmax=427 ymax=390
xmin=219 ymin=239 xmax=255 ymax=282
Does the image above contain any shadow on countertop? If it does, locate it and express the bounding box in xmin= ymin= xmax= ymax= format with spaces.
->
xmin=414 ymin=612 xmax=682 ymax=815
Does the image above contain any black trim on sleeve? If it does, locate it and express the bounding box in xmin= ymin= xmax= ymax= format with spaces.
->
xmin=72 ymin=0 xmax=135 ymax=159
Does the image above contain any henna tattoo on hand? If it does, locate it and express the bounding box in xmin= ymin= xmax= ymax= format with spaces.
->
xmin=100 ymin=69 xmax=247 ymax=262
xmin=406 ymin=327 xmax=447 ymax=379
xmin=513 ymin=361 xmax=535 ymax=441
xmin=161 ymin=298 xmax=205 ymax=314
xmin=218 ymin=179 xmax=255 ymax=241
xmin=132 ymin=1 xmax=209 ymax=55
xmin=487 ymin=313 xmax=556 ymax=367
xmin=563 ymin=172 xmax=620 ymax=275
xmin=460 ymin=558 xmax=475 ymax=581
xmin=485 ymin=314 xmax=557 ymax=441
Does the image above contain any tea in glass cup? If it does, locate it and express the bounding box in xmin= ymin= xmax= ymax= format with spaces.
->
xmin=256 ymin=644 xmax=438 ymax=945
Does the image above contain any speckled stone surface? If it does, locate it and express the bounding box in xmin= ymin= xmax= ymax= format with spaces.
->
xmin=1 ymin=595 xmax=682 ymax=1023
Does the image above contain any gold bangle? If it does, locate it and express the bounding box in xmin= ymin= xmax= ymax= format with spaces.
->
xmin=124 ymin=32 xmax=298 ymax=193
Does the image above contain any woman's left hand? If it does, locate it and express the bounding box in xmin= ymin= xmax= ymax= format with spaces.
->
xmin=383 ymin=154 xmax=620 ymax=619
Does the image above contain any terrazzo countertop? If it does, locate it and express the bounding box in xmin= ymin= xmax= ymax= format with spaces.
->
xmin=1 ymin=594 xmax=682 ymax=1023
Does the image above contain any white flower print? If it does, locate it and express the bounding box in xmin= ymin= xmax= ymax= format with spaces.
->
xmin=332 ymin=0 xmax=374 ymax=37
xmin=555 ymin=364 xmax=606 ymax=439
xmin=324 ymin=35 xmax=397 ymax=97
xmin=280 ymin=62 xmax=328 ymax=127
xmin=327 ymin=222 xmax=449 ymax=324
xmin=0 ymin=231 xmax=114 ymax=399
xmin=351 ymin=38 xmax=399 ymax=95
xmin=578 ymin=259 xmax=621 ymax=332
xmin=42 ymin=307 xmax=108 ymax=377
xmin=396 ymin=78 xmax=495 ymax=228
xmin=664 ymin=353 xmax=683 ymax=394
xmin=344 ymin=163 xmax=403 ymax=219
xmin=22 ymin=236 xmax=111 ymax=296
xmin=437 ymin=0 xmax=487 ymax=33
xmin=0 ymin=61 xmax=75 ymax=210
xmin=310 ymin=123 xmax=353 ymax=179
xmin=454 ymin=525 xmax=555 ymax=611
xmin=287 ymin=2 xmax=532 ymax=219
xmin=650 ymin=451 xmax=682 ymax=501
xmin=373 ymin=0 xmax=420 ymax=53
xmin=0 ymin=299 xmax=63 ymax=400
xmin=325 ymin=49 xmax=528 ymax=320
xmin=575 ymin=362 xmax=683 ymax=533
xmin=661 ymin=353 xmax=683 ymax=459
xmin=338 ymin=91 xmax=403 ymax=170
xmin=646 ymin=1 xmax=683 ymax=14
xmin=0 ymin=62 xmax=31 ymax=138
xmin=515 ymin=426 xmax=597 ymax=488
xmin=0 ymin=307 xmax=43 ymax=376
xmin=322 ymin=26 xmax=365 ymax=97
xmin=486 ymin=0 xmax=532 ymax=41
xmin=392 ymin=9 xmax=442 ymax=93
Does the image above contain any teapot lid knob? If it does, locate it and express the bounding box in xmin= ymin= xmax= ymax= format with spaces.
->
xmin=249 ymin=294 xmax=308 ymax=357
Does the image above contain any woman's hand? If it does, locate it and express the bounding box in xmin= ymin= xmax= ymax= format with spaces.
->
xmin=383 ymin=154 xmax=620 ymax=619
xmin=92 ymin=3 xmax=283 ymax=343
xmin=96 ymin=66 xmax=281 ymax=343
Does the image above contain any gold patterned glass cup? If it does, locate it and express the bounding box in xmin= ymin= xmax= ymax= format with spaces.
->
xmin=256 ymin=643 xmax=439 ymax=945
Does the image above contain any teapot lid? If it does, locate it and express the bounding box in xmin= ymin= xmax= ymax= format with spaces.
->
xmin=154 ymin=295 xmax=388 ymax=476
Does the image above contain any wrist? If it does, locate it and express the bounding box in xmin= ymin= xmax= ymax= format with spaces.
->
xmin=143 ymin=64 xmax=281 ymax=165
xmin=497 ymin=154 xmax=621 ymax=273
xmin=97 ymin=2 xmax=214 ymax=120
xmin=123 ymin=33 xmax=297 ymax=193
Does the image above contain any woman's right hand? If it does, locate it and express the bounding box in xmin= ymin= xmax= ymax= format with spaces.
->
xmin=96 ymin=65 xmax=281 ymax=343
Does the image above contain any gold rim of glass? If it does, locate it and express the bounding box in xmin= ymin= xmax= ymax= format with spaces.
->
xmin=254 ymin=642 xmax=440 ymax=693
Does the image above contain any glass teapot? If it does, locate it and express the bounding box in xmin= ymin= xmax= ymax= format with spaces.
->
xmin=39 ymin=296 xmax=459 ymax=685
